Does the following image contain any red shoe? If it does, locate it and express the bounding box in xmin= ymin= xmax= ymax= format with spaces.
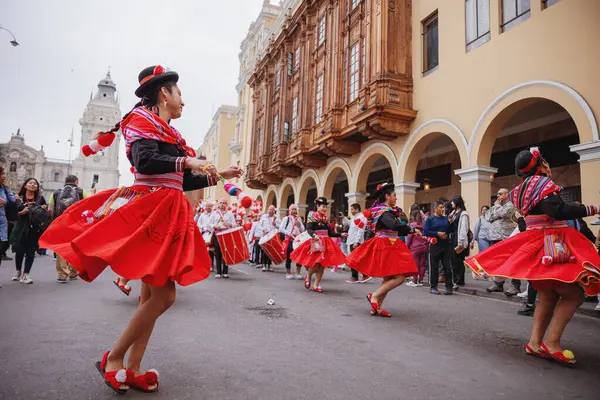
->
xmin=525 ymin=344 xmax=549 ymax=360
xmin=113 ymin=279 xmax=131 ymax=296
xmin=128 ymin=369 xmax=159 ymax=393
xmin=94 ymin=351 xmax=132 ymax=395
xmin=304 ymin=276 xmax=311 ymax=289
xmin=366 ymin=293 xmax=378 ymax=316
xmin=540 ymin=343 xmax=576 ymax=366
xmin=312 ymin=286 xmax=324 ymax=293
xmin=378 ymin=309 xmax=391 ymax=318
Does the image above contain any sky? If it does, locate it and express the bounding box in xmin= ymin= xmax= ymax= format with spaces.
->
xmin=0 ymin=0 xmax=268 ymax=185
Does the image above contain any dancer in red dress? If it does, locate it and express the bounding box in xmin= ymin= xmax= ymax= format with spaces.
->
xmin=39 ymin=65 xmax=243 ymax=393
xmin=465 ymin=147 xmax=600 ymax=366
xmin=290 ymin=197 xmax=346 ymax=293
xmin=346 ymin=183 xmax=420 ymax=317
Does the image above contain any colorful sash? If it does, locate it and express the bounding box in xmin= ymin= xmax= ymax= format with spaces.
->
xmin=509 ymin=175 xmax=561 ymax=216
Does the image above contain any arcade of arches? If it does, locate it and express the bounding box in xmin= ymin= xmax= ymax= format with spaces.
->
xmin=256 ymin=94 xmax=599 ymax=230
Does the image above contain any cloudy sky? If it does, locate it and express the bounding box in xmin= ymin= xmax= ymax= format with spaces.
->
xmin=1 ymin=0 xmax=268 ymax=185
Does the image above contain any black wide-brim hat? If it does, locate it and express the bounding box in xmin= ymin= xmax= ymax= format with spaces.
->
xmin=369 ymin=182 xmax=395 ymax=200
xmin=135 ymin=65 xmax=179 ymax=98
xmin=314 ymin=197 xmax=329 ymax=206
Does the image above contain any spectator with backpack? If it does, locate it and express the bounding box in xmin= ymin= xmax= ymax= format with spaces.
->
xmin=448 ymin=195 xmax=470 ymax=289
xmin=49 ymin=175 xmax=88 ymax=283
xmin=10 ymin=178 xmax=48 ymax=284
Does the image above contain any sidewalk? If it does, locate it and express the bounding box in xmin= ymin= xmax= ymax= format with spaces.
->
xmin=451 ymin=273 xmax=600 ymax=318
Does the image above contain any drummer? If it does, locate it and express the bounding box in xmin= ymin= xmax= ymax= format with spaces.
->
xmin=279 ymin=204 xmax=305 ymax=280
xmin=210 ymin=198 xmax=237 ymax=278
xmin=249 ymin=212 xmax=264 ymax=268
xmin=257 ymin=205 xmax=281 ymax=272
xmin=198 ymin=199 xmax=216 ymax=271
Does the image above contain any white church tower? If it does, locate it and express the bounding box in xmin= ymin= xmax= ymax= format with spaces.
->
xmin=72 ymin=71 xmax=121 ymax=191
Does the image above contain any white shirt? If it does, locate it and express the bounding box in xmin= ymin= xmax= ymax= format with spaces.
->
xmin=197 ymin=211 xmax=215 ymax=233
xmin=347 ymin=213 xmax=367 ymax=246
xmin=248 ymin=221 xmax=259 ymax=241
xmin=209 ymin=209 xmax=237 ymax=232
xmin=279 ymin=215 xmax=305 ymax=238
xmin=256 ymin=214 xmax=281 ymax=237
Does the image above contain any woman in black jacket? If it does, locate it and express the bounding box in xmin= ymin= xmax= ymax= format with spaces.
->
xmin=10 ymin=177 xmax=47 ymax=284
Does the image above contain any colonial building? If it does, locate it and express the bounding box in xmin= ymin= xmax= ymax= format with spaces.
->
xmin=245 ymin=0 xmax=600 ymax=229
xmin=197 ymin=106 xmax=238 ymax=202
xmin=0 ymin=72 xmax=121 ymax=200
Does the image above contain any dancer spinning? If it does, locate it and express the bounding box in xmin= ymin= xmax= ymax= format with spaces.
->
xmin=346 ymin=183 xmax=419 ymax=317
xmin=465 ymin=147 xmax=600 ymax=366
xmin=39 ymin=65 xmax=243 ymax=393
xmin=279 ymin=203 xmax=305 ymax=280
xmin=290 ymin=197 xmax=346 ymax=293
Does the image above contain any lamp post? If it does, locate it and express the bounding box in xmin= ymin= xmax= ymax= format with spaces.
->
xmin=0 ymin=26 xmax=19 ymax=47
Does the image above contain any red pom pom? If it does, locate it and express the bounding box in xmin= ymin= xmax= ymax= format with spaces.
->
xmin=153 ymin=65 xmax=165 ymax=75
xmin=377 ymin=184 xmax=383 ymax=190
xmin=240 ymin=196 xmax=252 ymax=209
xmin=82 ymin=145 xmax=94 ymax=157
xmin=363 ymin=210 xmax=372 ymax=219
xmin=97 ymin=133 xmax=116 ymax=147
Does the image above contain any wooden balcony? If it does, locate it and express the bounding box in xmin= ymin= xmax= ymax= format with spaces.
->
xmin=245 ymin=162 xmax=267 ymax=190
xmin=268 ymin=142 xmax=301 ymax=178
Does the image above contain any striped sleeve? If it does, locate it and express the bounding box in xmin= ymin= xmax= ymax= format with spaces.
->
xmin=585 ymin=205 xmax=599 ymax=216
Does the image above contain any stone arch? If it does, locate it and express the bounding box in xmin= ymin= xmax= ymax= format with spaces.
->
xmin=469 ymin=80 xmax=598 ymax=166
xmin=352 ymin=142 xmax=398 ymax=193
xmin=398 ymin=119 xmax=468 ymax=182
xmin=278 ymin=178 xmax=297 ymax=209
xmin=265 ymin=185 xmax=278 ymax=210
xmin=297 ymin=169 xmax=321 ymax=205
xmin=321 ymin=158 xmax=353 ymax=197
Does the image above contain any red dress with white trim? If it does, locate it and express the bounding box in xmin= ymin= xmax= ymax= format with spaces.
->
xmin=346 ymin=206 xmax=418 ymax=278
xmin=39 ymin=107 xmax=217 ymax=287
xmin=465 ymin=176 xmax=600 ymax=296
xmin=290 ymin=211 xmax=346 ymax=268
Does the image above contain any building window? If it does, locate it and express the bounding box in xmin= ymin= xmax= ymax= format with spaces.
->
xmin=257 ymin=128 xmax=263 ymax=154
xmin=283 ymin=122 xmax=290 ymax=142
xmin=501 ymin=0 xmax=530 ymax=32
xmin=9 ymin=162 xmax=16 ymax=172
xmin=422 ymin=11 xmax=439 ymax=74
xmin=343 ymin=50 xmax=347 ymax=102
xmin=272 ymin=114 xmax=279 ymax=147
xmin=317 ymin=15 xmax=326 ymax=47
xmin=349 ymin=43 xmax=360 ymax=102
xmin=291 ymin=97 xmax=298 ymax=134
xmin=274 ymin=65 xmax=281 ymax=89
xmin=54 ymin=172 xmax=60 ymax=182
xmin=361 ymin=38 xmax=366 ymax=87
xmin=93 ymin=174 xmax=99 ymax=184
xmin=287 ymin=52 xmax=293 ymax=76
xmin=466 ymin=0 xmax=491 ymax=52
xmin=351 ymin=0 xmax=360 ymax=10
xmin=315 ymin=74 xmax=324 ymax=124
xmin=542 ymin=0 xmax=559 ymax=8
xmin=294 ymin=47 xmax=300 ymax=72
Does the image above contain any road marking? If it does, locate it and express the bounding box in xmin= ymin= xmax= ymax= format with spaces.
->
xmin=231 ymin=265 xmax=250 ymax=275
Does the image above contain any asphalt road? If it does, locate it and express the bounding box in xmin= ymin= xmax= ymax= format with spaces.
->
xmin=0 ymin=254 xmax=598 ymax=400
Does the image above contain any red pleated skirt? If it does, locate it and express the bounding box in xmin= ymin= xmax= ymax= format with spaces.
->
xmin=39 ymin=185 xmax=211 ymax=287
xmin=290 ymin=237 xmax=346 ymax=268
xmin=465 ymin=227 xmax=600 ymax=296
xmin=346 ymin=237 xmax=418 ymax=278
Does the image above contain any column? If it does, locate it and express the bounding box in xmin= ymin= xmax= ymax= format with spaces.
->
xmin=277 ymin=207 xmax=287 ymax=219
xmin=394 ymin=182 xmax=420 ymax=212
xmin=454 ymin=166 xmax=498 ymax=229
xmin=297 ymin=204 xmax=309 ymax=220
xmin=345 ymin=192 xmax=368 ymax=214
xmin=571 ymin=141 xmax=600 ymax=233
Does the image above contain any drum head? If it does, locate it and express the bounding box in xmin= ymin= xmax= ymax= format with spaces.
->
xmin=259 ymin=229 xmax=279 ymax=245
xmin=216 ymin=226 xmax=243 ymax=236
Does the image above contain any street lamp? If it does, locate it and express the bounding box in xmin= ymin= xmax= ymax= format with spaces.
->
xmin=0 ymin=26 xmax=19 ymax=47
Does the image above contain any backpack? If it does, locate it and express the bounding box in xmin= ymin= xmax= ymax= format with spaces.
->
xmin=54 ymin=185 xmax=82 ymax=217
xmin=29 ymin=205 xmax=50 ymax=234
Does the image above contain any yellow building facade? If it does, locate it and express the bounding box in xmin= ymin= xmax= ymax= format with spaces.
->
xmin=244 ymin=0 xmax=599 ymax=231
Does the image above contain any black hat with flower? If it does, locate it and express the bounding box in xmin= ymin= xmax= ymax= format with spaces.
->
xmin=135 ymin=65 xmax=179 ymax=98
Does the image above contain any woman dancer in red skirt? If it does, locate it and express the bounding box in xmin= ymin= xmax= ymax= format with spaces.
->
xmin=290 ymin=197 xmax=346 ymax=293
xmin=465 ymin=147 xmax=600 ymax=366
xmin=39 ymin=65 xmax=243 ymax=393
xmin=346 ymin=183 xmax=419 ymax=317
